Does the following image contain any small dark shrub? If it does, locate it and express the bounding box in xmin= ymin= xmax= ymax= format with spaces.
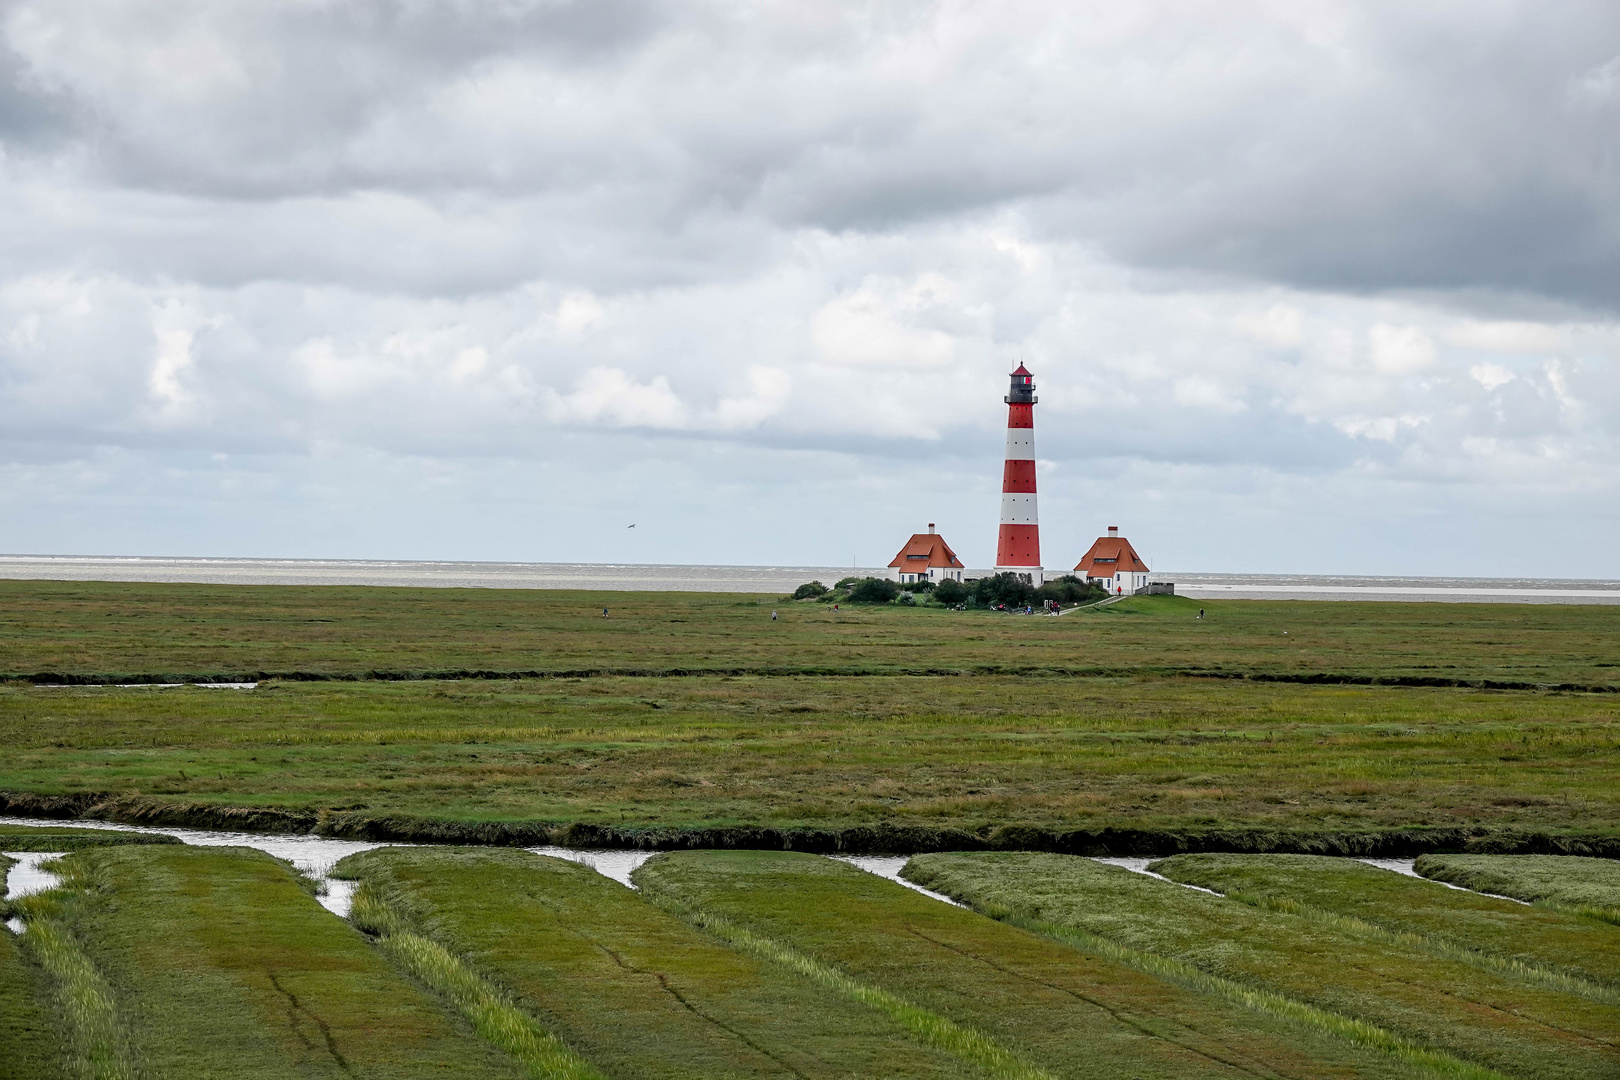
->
xmin=1039 ymin=575 xmax=1105 ymax=605
xmin=834 ymin=577 xmax=862 ymax=590
xmin=971 ymin=572 xmax=1040 ymax=609
xmin=933 ymin=579 xmax=969 ymax=605
xmin=846 ymin=577 xmax=901 ymax=603
xmin=792 ymin=581 xmax=829 ymax=600
xmin=899 ymin=579 xmax=934 ymax=593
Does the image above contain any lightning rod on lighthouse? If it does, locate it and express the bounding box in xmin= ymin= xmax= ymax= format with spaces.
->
xmin=994 ymin=364 xmax=1044 ymax=585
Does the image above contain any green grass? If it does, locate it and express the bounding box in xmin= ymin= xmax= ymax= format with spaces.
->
xmin=0 ymin=856 xmax=69 ymax=1080
xmin=633 ymin=849 xmax=1437 ymax=1079
xmin=335 ymin=846 xmax=970 ymax=1080
xmin=903 ymin=851 xmax=1620 ymax=1080
xmin=664 ymin=900 xmax=1055 ymax=1080
xmin=1150 ymin=854 xmax=1620 ymax=992
xmin=0 ymin=823 xmax=178 ymax=851
xmin=12 ymin=860 xmax=134 ymax=1080
xmin=21 ymin=844 xmax=529 ymax=1080
xmin=2 ymin=579 xmax=1617 ymax=685
xmin=2 ymin=674 xmax=1617 ymax=840
xmin=346 ymin=887 xmax=606 ymax=1080
xmin=1415 ymin=854 xmax=1620 ymax=924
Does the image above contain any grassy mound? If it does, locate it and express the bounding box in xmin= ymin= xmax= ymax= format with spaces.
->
xmin=0 ymin=823 xmax=178 ymax=852
xmin=16 ymin=845 xmax=527 ymax=1080
xmin=905 ymin=851 xmax=1618 ymax=1080
xmin=0 ymin=857 xmax=69 ymax=1080
xmin=1414 ymin=854 xmax=1620 ymax=923
xmin=335 ymin=846 xmax=967 ymax=1080
xmin=1152 ymin=853 xmax=1620 ymax=990
xmin=633 ymin=849 xmax=1428 ymax=1080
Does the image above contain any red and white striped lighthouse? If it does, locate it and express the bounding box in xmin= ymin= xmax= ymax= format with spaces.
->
xmin=995 ymin=364 xmax=1043 ymax=584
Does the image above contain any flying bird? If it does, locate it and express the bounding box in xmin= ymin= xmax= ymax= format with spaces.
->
xmin=628 ymin=523 xmax=636 ymax=528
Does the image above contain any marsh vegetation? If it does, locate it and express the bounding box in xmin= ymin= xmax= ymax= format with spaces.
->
xmin=1 ymin=580 xmax=1617 ymax=1075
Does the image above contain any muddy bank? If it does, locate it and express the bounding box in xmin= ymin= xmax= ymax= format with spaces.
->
xmin=6 ymin=666 xmax=1618 ymax=692
xmin=5 ymin=792 xmax=1617 ymax=858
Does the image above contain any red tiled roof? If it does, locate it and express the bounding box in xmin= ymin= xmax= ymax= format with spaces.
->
xmin=1011 ymin=363 xmax=1032 ymax=376
xmin=1073 ymin=535 xmax=1149 ymax=576
xmin=888 ymin=532 xmax=965 ymax=569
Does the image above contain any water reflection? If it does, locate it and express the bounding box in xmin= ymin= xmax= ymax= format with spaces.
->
xmin=3 ymin=851 xmax=68 ymax=934
xmin=832 ymin=855 xmax=966 ymax=906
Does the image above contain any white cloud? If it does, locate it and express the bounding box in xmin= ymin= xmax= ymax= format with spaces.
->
xmin=546 ymin=366 xmax=688 ymax=430
xmin=1470 ymin=362 xmax=1515 ymax=391
xmin=1334 ymin=414 xmax=1428 ymax=443
xmin=1567 ymin=55 xmax=1620 ymax=107
xmin=148 ymin=326 xmax=193 ymax=406
xmin=1367 ymin=323 xmax=1436 ymax=374
xmin=1447 ymin=321 xmax=1567 ymax=354
xmin=1235 ymin=304 xmax=1304 ymax=348
xmin=555 ymin=292 xmax=604 ymax=336
xmin=449 ymin=347 xmax=488 ymax=380
xmin=1172 ymin=376 xmax=1246 ymax=414
xmin=811 ymin=275 xmax=959 ymax=369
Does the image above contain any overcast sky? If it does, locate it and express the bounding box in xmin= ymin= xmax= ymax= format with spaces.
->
xmin=3 ymin=1 xmax=1618 ymax=576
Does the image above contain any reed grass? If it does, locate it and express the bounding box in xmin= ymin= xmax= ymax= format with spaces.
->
xmin=634 ymin=850 xmax=1431 ymax=1080
xmin=1214 ymin=884 xmax=1620 ymax=1005
xmin=348 ymin=884 xmax=603 ymax=1080
xmin=1415 ymin=854 xmax=1620 ymax=926
xmin=37 ymin=845 xmax=529 ymax=1080
xmin=664 ymin=897 xmax=1051 ymax=1080
xmin=1152 ymin=854 xmax=1620 ymax=993
xmin=6 ymin=578 xmax=1620 ymax=686
xmin=0 ymin=855 xmax=71 ymax=1080
xmin=0 ymin=824 xmax=176 ymax=852
xmin=12 ymin=862 xmax=135 ymax=1080
xmin=903 ymin=851 xmax=1620 ymax=1080
xmin=997 ymin=911 xmax=1504 ymax=1080
xmin=4 ymin=673 xmax=1617 ymax=842
xmin=335 ymin=846 xmax=970 ymax=1080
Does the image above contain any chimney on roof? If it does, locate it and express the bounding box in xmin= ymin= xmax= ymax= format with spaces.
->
xmin=1108 ymin=526 xmax=1119 ymax=538
xmin=928 ymin=523 xmax=936 ymax=533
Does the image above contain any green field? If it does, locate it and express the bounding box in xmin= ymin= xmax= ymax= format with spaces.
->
xmin=0 ymin=674 xmax=1617 ymax=845
xmin=3 ymin=578 xmax=1619 ymax=1075
xmin=0 ymin=856 xmax=68 ymax=1080
xmin=1149 ymin=853 xmax=1620 ymax=989
xmin=1 ymin=580 xmax=1618 ymax=846
xmin=1413 ymin=854 xmax=1620 ymax=919
xmin=3 ymin=578 xmax=1617 ymax=686
xmin=634 ymin=849 xmax=1440 ymax=1079
xmin=903 ymin=852 xmax=1620 ymax=1080
xmin=338 ymin=847 xmax=969 ymax=1079
xmin=5 ymin=841 xmax=1618 ymax=1077
xmin=0 ymin=822 xmax=178 ymax=852
xmin=10 ymin=845 xmax=529 ymax=1080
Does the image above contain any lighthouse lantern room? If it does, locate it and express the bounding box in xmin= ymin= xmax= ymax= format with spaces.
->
xmin=994 ymin=364 xmax=1043 ymax=584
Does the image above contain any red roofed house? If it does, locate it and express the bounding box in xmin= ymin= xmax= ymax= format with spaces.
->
xmin=887 ymin=524 xmax=966 ymax=585
xmin=1074 ymin=526 xmax=1150 ymax=596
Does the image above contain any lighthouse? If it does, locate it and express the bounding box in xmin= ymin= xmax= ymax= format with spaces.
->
xmin=995 ymin=364 xmax=1043 ymax=584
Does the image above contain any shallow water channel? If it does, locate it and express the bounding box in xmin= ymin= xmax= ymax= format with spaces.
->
xmin=2 ymin=816 xmax=1528 ymax=927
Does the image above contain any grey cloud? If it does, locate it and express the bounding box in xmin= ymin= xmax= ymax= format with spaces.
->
xmin=2 ymin=2 xmax=1619 ymax=574
xmin=10 ymin=2 xmax=1620 ymax=307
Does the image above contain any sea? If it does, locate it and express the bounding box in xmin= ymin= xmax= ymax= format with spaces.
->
xmin=2 ymin=555 xmax=1618 ymax=604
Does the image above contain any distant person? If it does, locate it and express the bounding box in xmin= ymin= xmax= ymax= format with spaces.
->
xmin=1198 ymin=608 xmax=1204 ymax=619
xmin=771 ymin=610 xmax=778 ymax=621
xmin=602 ymin=608 xmax=608 ymax=618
